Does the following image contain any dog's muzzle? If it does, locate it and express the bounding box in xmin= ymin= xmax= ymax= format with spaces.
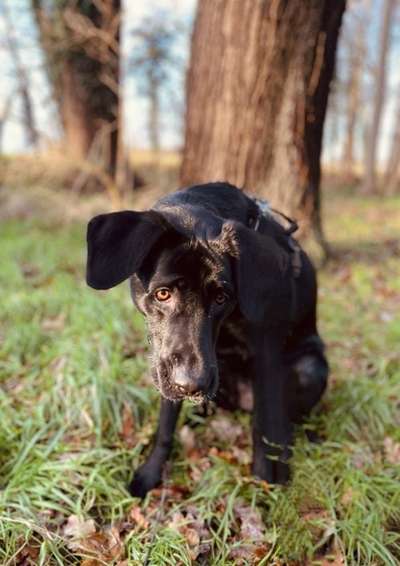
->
xmin=156 ymin=355 xmax=218 ymax=402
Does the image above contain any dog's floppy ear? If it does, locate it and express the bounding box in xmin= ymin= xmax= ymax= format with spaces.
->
xmin=86 ymin=210 xmax=167 ymax=290
xmin=220 ymin=221 xmax=290 ymax=323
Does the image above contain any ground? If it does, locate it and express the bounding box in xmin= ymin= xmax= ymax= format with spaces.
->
xmin=0 ymin=187 xmax=399 ymax=565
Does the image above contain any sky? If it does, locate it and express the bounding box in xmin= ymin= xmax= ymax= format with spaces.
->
xmin=0 ymin=0 xmax=196 ymax=153
xmin=1 ymin=0 xmax=399 ymax=164
xmin=122 ymin=0 xmax=196 ymax=149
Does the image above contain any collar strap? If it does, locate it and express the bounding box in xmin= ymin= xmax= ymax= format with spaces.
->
xmin=252 ymin=198 xmax=302 ymax=279
xmin=252 ymin=198 xmax=298 ymax=235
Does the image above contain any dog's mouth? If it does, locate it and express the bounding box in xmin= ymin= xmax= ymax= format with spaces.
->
xmin=152 ymin=362 xmax=218 ymax=404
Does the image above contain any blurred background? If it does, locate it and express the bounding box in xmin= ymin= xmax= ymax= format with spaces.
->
xmin=0 ymin=0 xmax=399 ymax=248
xmin=1 ymin=2 xmax=400 ymax=565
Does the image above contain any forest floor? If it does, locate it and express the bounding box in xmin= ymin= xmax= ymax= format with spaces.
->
xmin=0 ymin=188 xmax=400 ymax=565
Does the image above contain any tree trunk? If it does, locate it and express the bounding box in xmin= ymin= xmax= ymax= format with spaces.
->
xmin=181 ymin=0 xmax=346 ymax=245
xmin=148 ymin=74 xmax=161 ymax=153
xmin=383 ymin=82 xmax=400 ymax=195
xmin=2 ymin=1 xmax=39 ymax=147
xmin=32 ymin=0 xmax=121 ymax=178
xmin=0 ymin=93 xmax=14 ymax=152
xmin=362 ymin=0 xmax=396 ymax=195
xmin=341 ymin=12 xmax=367 ymax=178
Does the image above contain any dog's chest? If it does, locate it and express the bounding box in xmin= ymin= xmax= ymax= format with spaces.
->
xmin=216 ymin=311 xmax=254 ymax=411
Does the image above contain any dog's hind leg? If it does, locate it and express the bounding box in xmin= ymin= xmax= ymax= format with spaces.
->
xmin=129 ymin=399 xmax=182 ymax=498
xmin=287 ymin=334 xmax=329 ymax=424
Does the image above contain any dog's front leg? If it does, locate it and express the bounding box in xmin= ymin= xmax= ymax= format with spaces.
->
xmin=251 ymin=331 xmax=293 ymax=484
xmin=129 ymin=398 xmax=182 ymax=498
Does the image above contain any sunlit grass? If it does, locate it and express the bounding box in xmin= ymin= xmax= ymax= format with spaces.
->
xmin=0 ymin=194 xmax=399 ymax=564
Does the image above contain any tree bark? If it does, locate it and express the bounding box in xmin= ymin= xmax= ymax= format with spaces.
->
xmin=149 ymin=73 xmax=161 ymax=153
xmin=0 ymin=93 xmax=14 ymax=152
xmin=32 ymin=0 xmax=121 ymax=178
xmin=383 ymin=82 xmax=400 ymax=195
xmin=341 ymin=8 xmax=369 ymax=178
xmin=2 ymin=1 xmax=39 ymax=147
xmin=362 ymin=0 xmax=396 ymax=195
xmin=181 ymin=0 xmax=346 ymax=244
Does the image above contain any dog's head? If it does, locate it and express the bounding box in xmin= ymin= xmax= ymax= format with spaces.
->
xmin=86 ymin=204 xmax=289 ymax=402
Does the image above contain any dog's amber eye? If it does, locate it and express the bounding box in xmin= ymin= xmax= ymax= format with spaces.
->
xmin=215 ymin=291 xmax=227 ymax=305
xmin=155 ymin=288 xmax=171 ymax=302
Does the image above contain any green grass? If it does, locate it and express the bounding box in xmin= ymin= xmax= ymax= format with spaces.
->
xmin=0 ymin=193 xmax=399 ymax=565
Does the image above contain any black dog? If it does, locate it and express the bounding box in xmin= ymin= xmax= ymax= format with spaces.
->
xmin=86 ymin=182 xmax=328 ymax=497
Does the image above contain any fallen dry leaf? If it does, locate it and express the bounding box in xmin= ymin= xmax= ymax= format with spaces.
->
xmin=189 ymin=457 xmax=211 ymax=482
xmin=232 ymin=445 xmax=251 ymax=465
xmin=120 ymin=402 xmax=136 ymax=447
xmin=233 ymin=499 xmax=265 ymax=542
xmin=208 ymin=446 xmax=236 ymax=462
xmin=63 ymin=515 xmax=96 ymax=541
xmin=229 ymin=543 xmax=270 ymax=565
xmin=340 ymin=487 xmax=354 ymax=507
xmin=210 ymin=414 xmax=244 ymax=444
xmin=14 ymin=540 xmax=40 ymax=565
xmin=167 ymin=507 xmax=211 ymax=560
xmin=350 ymin=444 xmax=376 ymax=469
xmin=384 ymin=437 xmax=400 ymax=465
xmin=63 ymin=516 xmax=123 ymax=563
xmin=311 ymin=545 xmax=346 ymax=566
xmin=20 ymin=262 xmax=40 ymax=279
xmin=301 ymin=507 xmax=336 ymax=548
xmin=129 ymin=505 xmax=150 ymax=529
xmin=179 ymin=424 xmax=196 ymax=453
xmin=41 ymin=312 xmax=66 ymax=332
xmin=76 ymin=528 xmax=123 ymax=563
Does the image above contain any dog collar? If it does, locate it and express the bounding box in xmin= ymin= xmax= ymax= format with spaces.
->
xmin=252 ymin=197 xmax=272 ymax=231
xmin=252 ymin=197 xmax=299 ymax=235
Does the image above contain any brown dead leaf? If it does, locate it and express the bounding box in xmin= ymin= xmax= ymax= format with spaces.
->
xmin=14 ymin=540 xmax=40 ymax=565
xmin=41 ymin=312 xmax=66 ymax=332
xmin=129 ymin=505 xmax=150 ymax=529
xmin=63 ymin=514 xmax=96 ymax=541
xmin=350 ymin=445 xmax=376 ymax=469
xmin=20 ymin=262 xmax=40 ymax=279
xmin=120 ymin=402 xmax=136 ymax=447
xmin=301 ymin=507 xmax=336 ymax=548
xmin=234 ymin=500 xmax=265 ymax=542
xmin=76 ymin=528 xmax=123 ymax=563
xmin=210 ymin=414 xmax=243 ymax=443
xmin=179 ymin=425 xmax=196 ymax=453
xmin=340 ymin=487 xmax=354 ymax=507
xmin=384 ymin=437 xmax=400 ymax=465
xmin=167 ymin=508 xmax=211 ymax=560
xmin=190 ymin=457 xmax=211 ymax=482
xmin=209 ymin=446 xmax=235 ymax=462
xmin=335 ymin=266 xmax=352 ymax=284
xmin=312 ymin=545 xmax=346 ymax=565
xmin=232 ymin=445 xmax=251 ymax=465
xmin=229 ymin=543 xmax=266 ymax=565
xmin=63 ymin=516 xmax=123 ymax=562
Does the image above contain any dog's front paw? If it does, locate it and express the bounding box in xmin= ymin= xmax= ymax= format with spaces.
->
xmin=252 ymin=454 xmax=290 ymax=485
xmin=129 ymin=464 xmax=162 ymax=498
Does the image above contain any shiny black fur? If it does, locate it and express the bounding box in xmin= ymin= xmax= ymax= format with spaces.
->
xmin=86 ymin=182 xmax=328 ymax=497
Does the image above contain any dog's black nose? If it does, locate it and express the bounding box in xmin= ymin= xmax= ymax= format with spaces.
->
xmin=168 ymin=351 xmax=211 ymax=396
xmin=173 ymin=368 xmax=203 ymax=395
